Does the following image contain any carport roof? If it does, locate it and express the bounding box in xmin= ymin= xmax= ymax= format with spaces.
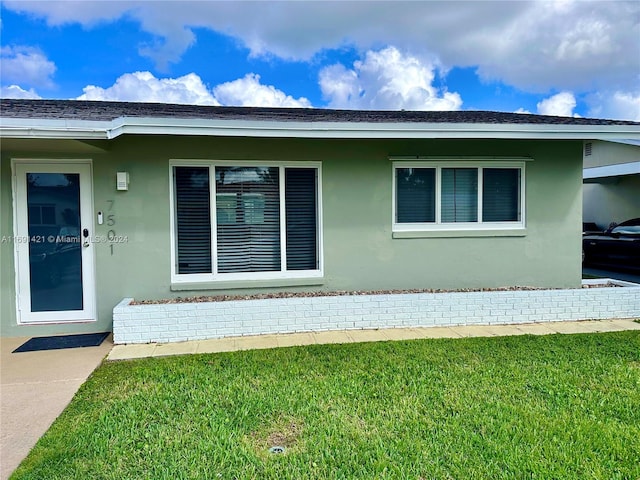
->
xmin=1 ymin=99 xmax=639 ymax=141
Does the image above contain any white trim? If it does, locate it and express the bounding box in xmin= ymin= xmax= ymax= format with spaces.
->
xmin=435 ymin=166 xmax=441 ymax=224
xmin=169 ymin=160 xmax=323 ymax=285
xmin=583 ymin=161 xmax=640 ymax=180
xmin=2 ymin=116 xmax=639 ymax=141
xmin=598 ymin=139 xmax=640 ymax=147
xmin=389 ymin=156 xmax=535 ymax=162
xmin=278 ymin=167 xmax=287 ymax=273
xmin=171 ymin=159 xmax=323 ymax=168
xmin=477 ymin=167 xmax=484 ymax=223
xmin=168 ymin=165 xmax=177 ymax=281
xmin=209 ymin=167 xmax=218 ymax=276
xmin=582 ymin=278 xmax=640 ymax=288
xmin=173 ymin=270 xmax=324 ymax=283
xmin=316 ymin=166 xmax=324 ymax=273
xmin=11 ymin=159 xmax=96 ymax=324
xmin=392 ymin=160 xmax=526 ymax=234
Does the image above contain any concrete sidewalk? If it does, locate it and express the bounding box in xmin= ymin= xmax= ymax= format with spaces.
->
xmin=1 ymin=335 xmax=113 ymax=480
xmin=108 ymin=318 xmax=640 ymax=361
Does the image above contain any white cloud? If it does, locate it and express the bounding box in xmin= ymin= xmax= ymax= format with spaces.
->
xmin=0 ymin=84 xmax=42 ymax=99
xmin=75 ymin=71 xmax=310 ymax=108
xmin=138 ymin=29 xmax=196 ymax=73
xmin=587 ymin=91 xmax=640 ymax=121
xmin=79 ymin=51 xmax=456 ymax=110
xmin=77 ymin=71 xmax=220 ymax=105
xmin=4 ymin=1 xmax=639 ymax=94
xmin=2 ymin=1 xmax=135 ymax=26
xmin=318 ymin=64 xmax=359 ymax=108
xmin=0 ymin=46 xmax=56 ymax=88
xmin=319 ymin=47 xmax=462 ymax=110
xmin=517 ymin=89 xmax=636 ymax=120
xmin=470 ymin=1 xmax=636 ymax=92
xmin=213 ymin=73 xmax=310 ymax=108
xmin=536 ymin=91 xmax=579 ymax=117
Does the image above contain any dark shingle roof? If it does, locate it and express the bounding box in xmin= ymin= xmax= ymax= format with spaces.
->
xmin=1 ymin=99 xmax=638 ymax=126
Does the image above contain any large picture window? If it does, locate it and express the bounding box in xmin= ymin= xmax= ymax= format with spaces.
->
xmin=393 ymin=160 xmax=525 ymax=232
xmin=172 ymin=163 xmax=321 ymax=282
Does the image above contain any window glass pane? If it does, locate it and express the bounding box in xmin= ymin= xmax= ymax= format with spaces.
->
xmin=42 ymin=205 xmax=56 ymax=225
xmin=26 ymin=173 xmax=83 ymax=312
xmin=285 ymin=168 xmax=318 ymax=270
xmin=441 ymin=168 xmax=478 ymax=222
xmin=611 ymin=225 xmax=640 ymax=234
xmin=482 ymin=168 xmax=521 ymax=222
xmin=216 ymin=193 xmax=237 ymax=225
xmin=243 ymin=193 xmax=266 ymax=224
xmin=174 ymin=167 xmax=212 ymax=274
xmin=28 ymin=205 xmax=42 ymax=225
xmin=216 ymin=167 xmax=280 ymax=273
xmin=396 ymin=168 xmax=436 ymax=223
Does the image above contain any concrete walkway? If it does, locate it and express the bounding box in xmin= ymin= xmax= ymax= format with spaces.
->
xmin=108 ymin=318 xmax=640 ymax=361
xmin=0 ymin=335 xmax=113 ymax=480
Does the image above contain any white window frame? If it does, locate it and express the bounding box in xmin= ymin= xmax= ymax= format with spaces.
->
xmin=392 ymin=159 xmax=527 ymax=233
xmin=169 ymin=160 xmax=323 ymax=284
xmin=11 ymin=159 xmax=97 ymax=324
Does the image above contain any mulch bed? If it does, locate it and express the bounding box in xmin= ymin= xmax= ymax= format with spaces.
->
xmin=131 ymin=282 xmax=620 ymax=305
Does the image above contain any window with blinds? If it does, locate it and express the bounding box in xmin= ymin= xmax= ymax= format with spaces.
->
xmin=482 ymin=168 xmax=520 ymax=222
xmin=215 ymin=166 xmax=281 ymax=273
xmin=394 ymin=162 xmax=524 ymax=230
xmin=173 ymin=164 xmax=320 ymax=280
xmin=395 ymin=168 xmax=435 ymax=223
xmin=285 ymin=168 xmax=318 ymax=270
xmin=441 ymin=168 xmax=478 ymax=223
xmin=174 ymin=167 xmax=212 ymax=274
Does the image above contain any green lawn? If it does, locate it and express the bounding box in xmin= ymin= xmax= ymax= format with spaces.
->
xmin=13 ymin=331 xmax=640 ymax=480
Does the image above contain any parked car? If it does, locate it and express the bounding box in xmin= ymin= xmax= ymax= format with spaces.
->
xmin=582 ymin=218 xmax=640 ymax=270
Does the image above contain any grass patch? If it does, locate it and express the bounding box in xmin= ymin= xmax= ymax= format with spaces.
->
xmin=13 ymin=331 xmax=640 ymax=480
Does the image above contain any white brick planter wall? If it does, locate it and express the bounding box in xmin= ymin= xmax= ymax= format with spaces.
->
xmin=113 ymin=282 xmax=640 ymax=345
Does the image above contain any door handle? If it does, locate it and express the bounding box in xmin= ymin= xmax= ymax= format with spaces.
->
xmin=83 ymin=228 xmax=90 ymax=248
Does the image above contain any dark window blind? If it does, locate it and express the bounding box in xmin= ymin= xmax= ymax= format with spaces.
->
xmin=174 ymin=167 xmax=212 ymax=274
xmin=215 ymin=167 xmax=281 ymax=273
xmin=285 ymin=168 xmax=318 ymax=270
xmin=482 ymin=168 xmax=520 ymax=222
xmin=396 ymin=168 xmax=436 ymax=223
xmin=441 ymin=168 xmax=478 ymax=222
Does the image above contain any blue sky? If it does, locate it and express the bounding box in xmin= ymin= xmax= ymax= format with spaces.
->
xmin=1 ymin=1 xmax=639 ymax=120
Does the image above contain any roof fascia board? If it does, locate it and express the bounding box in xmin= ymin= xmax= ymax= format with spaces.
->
xmin=110 ymin=117 xmax=640 ymax=140
xmin=583 ymin=161 xmax=640 ymax=180
xmin=596 ymin=138 xmax=640 ymax=147
xmin=0 ymin=118 xmax=110 ymax=139
xmin=1 ymin=115 xmax=639 ymax=141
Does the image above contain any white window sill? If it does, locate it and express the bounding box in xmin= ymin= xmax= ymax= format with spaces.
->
xmin=392 ymin=229 xmax=527 ymax=239
xmin=170 ymin=276 xmax=325 ymax=292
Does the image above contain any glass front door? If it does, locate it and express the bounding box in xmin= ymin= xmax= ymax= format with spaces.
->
xmin=14 ymin=162 xmax=95 ymax=324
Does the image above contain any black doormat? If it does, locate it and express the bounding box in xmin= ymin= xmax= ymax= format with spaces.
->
xmin=13 ymin=332 xmax=110 ymax=353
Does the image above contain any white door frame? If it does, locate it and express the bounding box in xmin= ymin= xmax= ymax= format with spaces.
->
xmin=12 ymin=159 xmax=96 ymax=324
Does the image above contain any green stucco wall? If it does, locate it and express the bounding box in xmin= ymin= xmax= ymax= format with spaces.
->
xmin=1 ymin=136 xmax=583 ymax=337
